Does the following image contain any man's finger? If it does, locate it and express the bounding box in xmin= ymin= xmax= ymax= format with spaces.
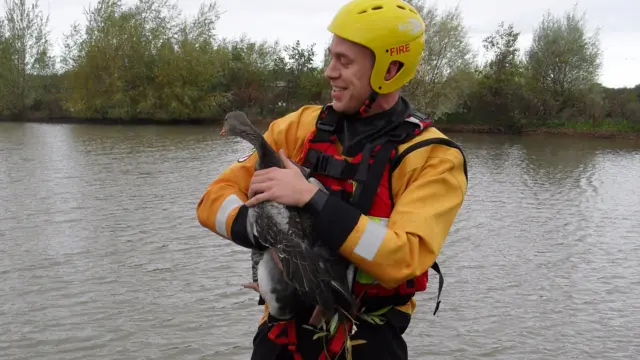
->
xmin=254 ymin=168 xmax=278 ymax=179
xmin=247 ymin=182 xmax=269 ymax=200
xmin=248 ymin=187 xmax=264 ymax=199
xmin=248 ymin=183 xmax=266 ymax=198
xmin=246 ymin=191 xmax=269 ymax=207
xmin=279 ymin=149 xmax=295 ymax=169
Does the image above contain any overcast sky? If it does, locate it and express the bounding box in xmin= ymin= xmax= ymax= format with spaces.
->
xmin=5 ymin=0 xmax=639 ymax=88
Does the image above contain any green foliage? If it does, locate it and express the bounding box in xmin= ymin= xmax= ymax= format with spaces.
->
xmin=463 ymin=22 xmax=530 ymax=131
xmin=0 ymin=0 xmax=55 ymax=117
xmin=446 ymin=7 xmax=638 ymax=132
xmin=403 ymin=0 xmax=476 ymax=118
xmin=0 ymin=0 xmax=638 ymax=132
xmin=524 ymin=6 xmax=602 ymax=120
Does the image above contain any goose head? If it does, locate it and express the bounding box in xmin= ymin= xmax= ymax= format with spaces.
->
xmin=220 ymin=111 xmax=258 ymax=140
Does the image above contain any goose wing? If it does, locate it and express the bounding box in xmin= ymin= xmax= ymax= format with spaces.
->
xmin=278 ymin=213 xmax=337 ymax=312
xmin=281 ymin=208 xmax=356 ymax=314
xmin=251 ymin=201 xmax=335 ymax=311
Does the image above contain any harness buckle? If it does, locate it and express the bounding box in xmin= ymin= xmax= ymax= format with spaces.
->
xmin=316 ymin=102 xmax=337 ymax=132
xmin=316 ymin=121 xmax=336 ymax=132
xmin=386 ymin=114 xmax=433 ymax=143
xmin=386 ymin=126 xmax=409 ymax=142
xmin=404 ymin=115 xmax=426 ymax=131
xmin=314 ymin=153 xmax=330 ymax=173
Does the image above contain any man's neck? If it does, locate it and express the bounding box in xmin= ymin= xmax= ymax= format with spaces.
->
xmin=363 ymin=91 xmax=400 ymax=117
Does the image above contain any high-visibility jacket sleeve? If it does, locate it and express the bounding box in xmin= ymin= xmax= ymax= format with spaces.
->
xmin=196 ymin=133 xmax=263 ymax=249
xmin=196 ymin=106 xmax=320 ymax=247
xmin=316 ymin=138 xmax=468 ymax=289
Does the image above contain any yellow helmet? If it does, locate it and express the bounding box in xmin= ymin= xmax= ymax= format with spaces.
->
xmin=327 ymin=0 xmax=425 ymax=94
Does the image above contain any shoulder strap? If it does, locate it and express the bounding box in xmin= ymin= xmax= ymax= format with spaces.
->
xmin=310 ymin=103 xmax=339 ymax=143
xmin=350 ymin=112 xmax=434 ymax=214
xmin=349 ymin=140 xmax=395 ymax=213
xmin=385 ymin=111 xmax=434 ymax=143
xmin=304 ymin=106 xmax=435 ymax=214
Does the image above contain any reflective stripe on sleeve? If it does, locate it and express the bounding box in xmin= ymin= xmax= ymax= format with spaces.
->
xmin=353 ymin=217 xmax=389 ymax=261
xmin=215 ymin=194 xmax=243 ymax=239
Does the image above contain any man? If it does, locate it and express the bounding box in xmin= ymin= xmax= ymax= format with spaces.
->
xmin=196 ymin=0 xmax=468 ymax=359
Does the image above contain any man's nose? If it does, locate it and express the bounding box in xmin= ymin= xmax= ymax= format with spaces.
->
xmin=324 ymin=59 xmax=339 ymax=79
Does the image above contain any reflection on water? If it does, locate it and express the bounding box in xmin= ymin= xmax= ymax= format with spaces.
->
xmin=1 ymin=123 xmax=639 ymax=359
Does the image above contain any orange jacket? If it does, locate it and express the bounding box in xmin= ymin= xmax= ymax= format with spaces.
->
xmin=196 ymin=105 xmax=468 ymax=313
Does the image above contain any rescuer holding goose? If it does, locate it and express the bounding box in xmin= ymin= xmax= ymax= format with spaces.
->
xmin=196 ymin=0 xmax=469 ymax=358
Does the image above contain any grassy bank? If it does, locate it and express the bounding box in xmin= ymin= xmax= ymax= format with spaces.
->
xmin=437 ymin=120 xmax=640 ymax=140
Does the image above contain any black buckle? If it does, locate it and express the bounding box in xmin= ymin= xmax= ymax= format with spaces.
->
xmin=316 ymin=103 xmax=337 ymax=132
xmin=385 ymin=114 xmax=428 ymax=143
xmin=313 ymin=153 xmax=331 ymax=173
xmin=316 ymin=121 xmax=335 ymax=132
xmin=387 ymin=131 xmax=408 ymax=142
xmin=386 ymin=126 xmax=410 ymax=142
xmin=411 ymin=110 xmax=429 ymax=120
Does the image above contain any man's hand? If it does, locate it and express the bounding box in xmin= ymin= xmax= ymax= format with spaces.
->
xmin=245 ymin=149 xmax=318 ymax=207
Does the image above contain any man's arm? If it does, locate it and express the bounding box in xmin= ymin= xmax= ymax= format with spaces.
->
xmin=196 ymin=125 xmax=282 ymax=249
xmin=196 ymin=146 xmax=259 ymax=249
xmin=196 ymin=107 xmax=314 ymax=247
xmin=310 ymin=142 xmax=468 ymax=289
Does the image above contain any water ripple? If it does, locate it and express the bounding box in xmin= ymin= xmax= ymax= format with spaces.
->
xmin=1 ymin=124 xmax=639 ymax=359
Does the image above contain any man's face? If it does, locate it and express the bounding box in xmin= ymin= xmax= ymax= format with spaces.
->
xmin=324 ymin=35 xmax=375 ymax=114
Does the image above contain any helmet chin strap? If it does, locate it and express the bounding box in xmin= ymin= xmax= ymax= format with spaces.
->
xmin=358 ymin=91 xmax=379 ymax=117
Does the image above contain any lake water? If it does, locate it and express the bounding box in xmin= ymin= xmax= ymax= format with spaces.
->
xmin=1 ymin=122 xmax=639 ymax=359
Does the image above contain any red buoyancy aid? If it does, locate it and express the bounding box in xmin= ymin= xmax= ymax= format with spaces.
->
xmin=298 ymin=103 xmax=444 ymax=311
xmin=266 ymin=103 xmax=450 ymax=360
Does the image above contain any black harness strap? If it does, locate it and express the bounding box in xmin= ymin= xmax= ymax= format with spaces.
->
xmin=431 ymin=261 xmax=444 ymax=316
xmin=350 ymin=140 xmax=395 ymax=214
xmin=391 ymin=137 xmax=468 ymax=182
xmin=302 ymin=148 xmax=359 ymax=179
xmin=349 ymin=115 xmax=431 ymax=214
xmin=311 ymin=103 xmax=340 ymax=143
xmin=303 ymin=105 xmax=446 ymax=315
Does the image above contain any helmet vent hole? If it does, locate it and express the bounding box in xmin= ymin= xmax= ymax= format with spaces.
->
xmin=371 ymin=6 xmax=383 ymax=10
xmin=357 ymin=10 xmax=367 ymax=14
xmin=409 ymin=9 xmax=417 ymax=14
xmin=397 ymin=5 xmax=406 ymax=10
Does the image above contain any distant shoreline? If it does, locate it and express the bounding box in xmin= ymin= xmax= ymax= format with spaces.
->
xmin=0 ymin=115 xmax=281 ymax=127
xmin=2 ymin=116 xmax=638 ymax=140
xmin=437 ymin=124 xmax=640 ymax=140
xmin=0 ymin=116 xmax=221 ymax=126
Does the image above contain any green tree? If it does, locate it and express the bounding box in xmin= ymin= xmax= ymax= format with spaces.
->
xmin=281 ymin=40 xmax=324 ymax=110
xmin=0 ymin=0 xmax=637 ymax=131
xmin=0 ymin=0 xmax=54 ymax=117
xmin=525 ymin=6 xmax=602 ymax=119
xmin=468 ymin=22 xmax=529 ymax=130
xmin=403 ymin=0 xmax=476 ymax=118
xmin=62 ymin=0 xmax=228 ymax=120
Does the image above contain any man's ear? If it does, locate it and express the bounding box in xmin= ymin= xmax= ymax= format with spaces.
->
xmin=384 ymin=61 xmax=403 ymax=81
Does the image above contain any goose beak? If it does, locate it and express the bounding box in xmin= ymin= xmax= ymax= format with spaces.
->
xmin=219 ymin=128 xmax=226 ymax=136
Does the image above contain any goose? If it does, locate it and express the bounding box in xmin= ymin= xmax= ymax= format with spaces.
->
xmin=219 ymin=110 xmax=357 ymax=324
